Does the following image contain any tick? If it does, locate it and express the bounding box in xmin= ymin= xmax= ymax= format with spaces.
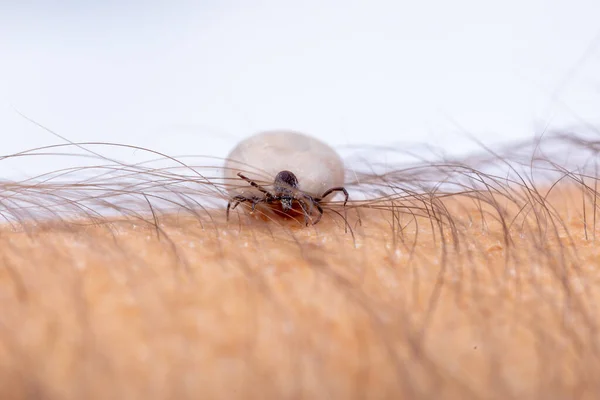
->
xmin=223 ymin=130 xmax=349 ymax=225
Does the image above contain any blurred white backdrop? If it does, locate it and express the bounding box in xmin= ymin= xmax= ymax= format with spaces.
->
xmin=1 ymin=0 xmax=599 ymax=178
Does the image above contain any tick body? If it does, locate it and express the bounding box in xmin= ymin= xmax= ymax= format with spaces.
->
xmin=224 ymin=130 xmax=348 ymax=225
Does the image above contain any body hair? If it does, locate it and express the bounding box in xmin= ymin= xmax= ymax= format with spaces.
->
xmin=0 ymin=128 xmax=600 ymax=399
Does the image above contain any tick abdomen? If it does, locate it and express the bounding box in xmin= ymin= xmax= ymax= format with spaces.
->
xmin=224 ymin=130 xmax=345 ymax=200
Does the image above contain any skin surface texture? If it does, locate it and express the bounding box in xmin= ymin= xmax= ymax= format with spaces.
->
xmin=1 ymin=182 xmax=599 ymax=399
xmin=1 ymin=132 xmax=599 ymax=399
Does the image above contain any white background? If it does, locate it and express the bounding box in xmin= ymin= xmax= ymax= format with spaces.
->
xmin=1 ymin=0 xmax=599 ymax=178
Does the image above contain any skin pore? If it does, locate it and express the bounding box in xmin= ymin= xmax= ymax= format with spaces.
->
xmin=1 ymin=134 xmax=599 ymax=399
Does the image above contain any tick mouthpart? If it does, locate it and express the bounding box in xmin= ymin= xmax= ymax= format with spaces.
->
xmin=280 ymin=196 xmax=294 ymax=211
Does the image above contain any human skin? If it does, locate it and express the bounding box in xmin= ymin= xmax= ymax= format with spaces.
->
xmin=1 ymin=130 xmax=600 ymax=399
xmin=1 ymin=168 xmax=599 ymax=400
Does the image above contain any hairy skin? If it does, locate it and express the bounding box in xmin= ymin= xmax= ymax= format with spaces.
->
xmin=1 ymin=178 xmax=599 ymax=399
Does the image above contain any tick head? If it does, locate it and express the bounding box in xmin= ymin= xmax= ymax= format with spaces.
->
xmin=274 ymin=171 xmax=299 ymax=212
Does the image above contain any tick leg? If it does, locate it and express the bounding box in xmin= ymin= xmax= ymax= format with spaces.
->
xmin=226 ymin=195 xmax=249 ymax=221
xmin=250 ymin=197 xmax=267 ymax=212
xmin=299 ymin=195 xmax=323 ymax=225
xmin=237 ymin=172 xmax=271 ymax=196
xmin=312 ymin=202 xmax=324 ymax=225
xmin=315 ymin=187 xmax=348 ymax=206
xmin=297 ymin=199 xmax=312 ymax=226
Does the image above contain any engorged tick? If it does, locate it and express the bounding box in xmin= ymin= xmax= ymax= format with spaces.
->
xmin=224 ymin=130 xmax=349 ymax=225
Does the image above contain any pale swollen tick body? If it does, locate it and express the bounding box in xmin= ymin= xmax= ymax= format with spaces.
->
xmin=223 ymin=130 xmax=348 ymax=225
